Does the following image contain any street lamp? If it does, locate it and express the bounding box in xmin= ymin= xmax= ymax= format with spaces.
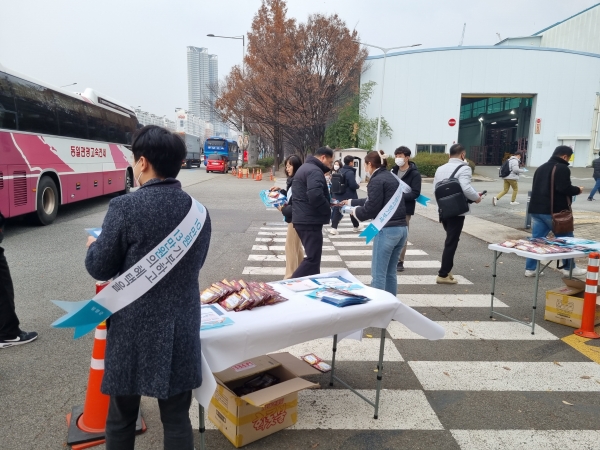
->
xmin=60 ymin=82 xmax=77 ymax=88
xmin=207 ymin=33 xmax=246 ymax=147
xmin=354 ymin=41 xmax=421 ymax=151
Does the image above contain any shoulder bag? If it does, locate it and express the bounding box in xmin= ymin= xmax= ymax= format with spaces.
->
xmin=550 ymin=165 xmax=574 ymax=234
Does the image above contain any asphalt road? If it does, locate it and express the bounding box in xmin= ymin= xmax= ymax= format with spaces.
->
xmin=1 ymin=166 xmax=599 ymax=450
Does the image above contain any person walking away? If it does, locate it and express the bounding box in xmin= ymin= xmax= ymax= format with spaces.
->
xmin=291 ymin=147 xmax=334 ymax=278
xmin=330 ymin=155 xmax=361 ymax=235
xmin=391 ymin=146 xmax=422 ymax=272
xmin=342 ymin=151 xmax=408 ymax=295
xmin=493 ymin=152 xmax=524 ymax=205
xmin=270 ymin=156 xmax=304 ymax=279
xmin=525 ymin=145 xmax=586 ymax=277
xmin=433 ymin=144 xmax=482 ymax=284
xmin=587 ymin=152 xmax=600 ymax=201
xmin=85 ymin=125 xmax=212 ymax=450
xmin=0 ymin=212 xmax=38 ymax=349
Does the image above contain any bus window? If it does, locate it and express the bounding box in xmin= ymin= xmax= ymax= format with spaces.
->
xmin=0 ymin=74 xmax=17 ymax=130
xmin=54 ymin=92 xmax=88 ymax=139
xmin=85 ymin=104 xmax=110 ymax=142
xmin=10 ymin=74 xmax=58 ymax=135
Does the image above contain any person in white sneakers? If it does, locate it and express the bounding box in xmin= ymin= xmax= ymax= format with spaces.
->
xmin=493 ymin=151 xmax=524 ymax=206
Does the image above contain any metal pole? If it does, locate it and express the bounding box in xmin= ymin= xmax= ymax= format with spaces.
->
xmin=490 ymin=250 xmax=498 ymax=318
xmin=241 ymin=35 xmax=245 ymax=150
xmin=373 ymin=328 xmax=386 ymax=419
xmin=199 ymin=404 xmax=206 ymax=450
xmin=531 ymin=260 xmax=541 ymax=335
xmin=329 ymin=334 xmax=338 ymax=386
xmin=374 ymin=50 xmax=387 ymax=152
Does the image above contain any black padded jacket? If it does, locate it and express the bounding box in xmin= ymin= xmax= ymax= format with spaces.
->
xmin=353 ymin=167 xmax=407 ymax=228
xmin=391 ymin=161 xmax=422 ymax=216
xmin=291 ymin=156 xmax=332 ymax=226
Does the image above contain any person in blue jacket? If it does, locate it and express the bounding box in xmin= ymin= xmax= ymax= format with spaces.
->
xmin=329 ymin=155 xmax=361 ymax=235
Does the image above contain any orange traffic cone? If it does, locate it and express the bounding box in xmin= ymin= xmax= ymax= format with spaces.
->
xmin=252 ymin=168 xmax=255 ymax=179
xmin=238 ymin=168 xmax=243 ymax=179
xmin=66 ymin=281 xmax=146 ymax=449
xmin=270 ymin=168 xmax=274 ymax=181
xmin=574 ymin=252 xmax=600 ymax=339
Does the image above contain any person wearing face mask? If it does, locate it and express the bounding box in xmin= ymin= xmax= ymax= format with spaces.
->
xmin=433 ymin=144 xmax=482 ymax=284
xmin=493 ymin=151 xmax=524 ymax=206
xmin=391 ymin=146 xmax=422 ymax=272
xmin=329 ymin=155 xmax=361 ymax=234
xmin=291 ymin=147 xmax=334 ymax=278
xmin=342 ymin=151 xmax=407 ymax=295
xmin=85 ymin=125 xmax=212 ymax=450
xmin=525 ymin=146 xmax=586 ymax=278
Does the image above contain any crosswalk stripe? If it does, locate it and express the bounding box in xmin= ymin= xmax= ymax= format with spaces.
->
xmin=329 ymin=241 xmax=373 ymax=246
xmin=450 ymin=430 xmax=600 ymax=450
xmin=258 ymin=231 xmax=287 ymax=235
xmin=252 ymin=245 xmax=336 ymax=251
xmin=408 ymin=361 xmax=600 ymax=391
xmin=291 ymin=390 xmax=444 ymax=430
xmin=255 ymin=237 xmax=331 ymax=243
xmin=356 ymin=275 xmax=473 ymax=285
xmin=346 ymin=260 xmax=440 ymax=269
xmin=242 ymin=267 xmax=346 ymax=275
xmin=397 ymin=294 xmax=508 ymax=308
xmin=248 ymin=255 xmax=342 ymax=262
xmin=260 ymin=227 xmax=293 ymax=230
xmin=271 ymin=337 xmax=403 ymax=361
xmin=264 ymin=222 xmax=287 ymax=226
xmin=338 ymin=249 xmax=427 ymax=256
xmin=388 ymin=321 xmax=558 ymax=340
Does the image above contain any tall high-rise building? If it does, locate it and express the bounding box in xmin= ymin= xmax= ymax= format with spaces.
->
xmin=187 ymin=46 xmax=219 ymax=125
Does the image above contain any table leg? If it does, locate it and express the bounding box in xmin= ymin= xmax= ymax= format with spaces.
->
xmin=373 ymin=328 xmax=386 ymax=419
xmin=199 ymin=404 xmax=206 ymax=450
xmin=490 ymin=250 xmax=498 ymax=318
xmin=531 ymin=260 xmax=541 ymax=335
xmin=329 ymin=334 xmax=338 ymax=387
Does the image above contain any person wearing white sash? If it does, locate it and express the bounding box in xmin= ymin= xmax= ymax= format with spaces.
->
xmin=342 ymin=151 xmax=408 ymax=295
xmin=85 ymin=125 xmax=211 ymax=450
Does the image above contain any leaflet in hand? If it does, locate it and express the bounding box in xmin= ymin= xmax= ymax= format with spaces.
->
xmin=85 ymin=228 xmax=102 ymax=238
xmin=259 ymin=190 xmax=287 ymax=209
xmin=200 ymin=304 xmax=235 ymax=331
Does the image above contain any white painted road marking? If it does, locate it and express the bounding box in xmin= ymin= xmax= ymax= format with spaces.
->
xmin=242 ymin=267 xmax=346 ymax=275
xmin=388 ymin=321 xmax=558 ymax=340
xmin=451 ymin=430 xmax=600 ymax=450
xmin=356 ymin=275 xmax=473 ymax=285
xmin=397 ymin=294 xmax=508 ymax=308
xmin=272 ymin=337 xmax=403 ymax=361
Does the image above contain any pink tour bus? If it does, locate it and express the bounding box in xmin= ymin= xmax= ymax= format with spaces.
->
xmin=0 ymin=64 xmax=138 ymax=225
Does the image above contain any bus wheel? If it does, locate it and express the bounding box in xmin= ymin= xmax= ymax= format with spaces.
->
xmin=120 ymin=169 xmax=133 ymax=195
xmin=36 ymin=177 xmax=59 ymax=225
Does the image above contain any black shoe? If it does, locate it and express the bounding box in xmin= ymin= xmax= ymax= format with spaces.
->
xmin=588 ymin=198 xmax=595 ymax=201
xmin=0 ymin=331 xmax=38 ymax=349
xmin=397 ymin=261 xmax=405 ymax=272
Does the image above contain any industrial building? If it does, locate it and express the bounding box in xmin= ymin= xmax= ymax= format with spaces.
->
xmin=361 ymin=3 xmax=600 ymax=167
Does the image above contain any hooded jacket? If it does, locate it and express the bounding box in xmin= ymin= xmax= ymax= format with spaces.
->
xmin=291 ymin=156 xmax=331 ymax=226
xmin=391 ymin=161 xmax=422 ymax=215
xmin=528 ymin=156 xmax=580 ymax=215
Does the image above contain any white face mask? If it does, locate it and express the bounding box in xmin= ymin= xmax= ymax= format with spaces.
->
xmin=333 ymin=164 xmax=340 ymax=170
xmin=133 ymin=160 xmax=143 ymax=187
xmin=395 ymin=157 xmax=405 ymax=167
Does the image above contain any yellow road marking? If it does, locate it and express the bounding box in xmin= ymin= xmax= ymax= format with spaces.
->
xmin=561 ymin=325 xmax=600 ymax=364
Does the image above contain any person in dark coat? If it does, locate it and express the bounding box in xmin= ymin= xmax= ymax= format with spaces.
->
xmin=330 ymin=155 xmax=361 ymax=234
xmin=85 ymin=125 xmax=211 ymax=450
xmin=391 ymin=146 xmax=422 ymax=272
xmin=291 ymin=147 xmax=334 ymax=277
xmin=342 ymin=151 xmax=408 ymax=295
xmin=588 ymin=153 xmax=600 ymax=201
xmin=525 ymin=145 xmax=585 ymax=278
xmin=0 ymin=212 xmax=38 ymax=349
xmin=270 ymin=155 xmax=303 ymax=279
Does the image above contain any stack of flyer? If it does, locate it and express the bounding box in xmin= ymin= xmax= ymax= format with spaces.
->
xmin=318 ymin=288 xmax=370 ymax=307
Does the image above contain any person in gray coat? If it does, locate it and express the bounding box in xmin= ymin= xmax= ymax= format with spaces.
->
xmin=493 ymin=151 xmax=525 ymax=205
xmin=85 ymin=125 xmax=211 ymax=450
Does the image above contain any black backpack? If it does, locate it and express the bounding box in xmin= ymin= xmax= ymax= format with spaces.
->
xmin=330 ymin=172 xmax=347 ymax=195
xmin=499 ymin=159 xmax=511 ymax=178
xmin=434 ymin=165 xmax=470 ymax=221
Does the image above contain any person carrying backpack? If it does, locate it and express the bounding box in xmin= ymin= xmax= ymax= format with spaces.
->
xmin=493 ymin=152 xmax=524 ymax=206
xmin=433 ymin=144 xmax=482 ymax=284
xmin=329 ymin=155 xmax=361 ymax=234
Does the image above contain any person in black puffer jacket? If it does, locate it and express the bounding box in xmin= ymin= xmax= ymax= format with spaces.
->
xmin=0 ymin=212 xmax=38 ymax=349
xmin=291 ymin=147 xmax=334 ymax=277
xmin=329 ymin=155 xmax=362 ymax=234
xmin=271 ymin=155 xmax=303 ymax=279
xmin=391 ymin=146 xmax=421 ymax=272
xmin=343 ymin=151 xmax=408 ymax=295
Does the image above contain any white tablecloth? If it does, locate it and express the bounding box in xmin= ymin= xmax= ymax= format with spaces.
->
xmin=488 ymin=244 xmax=586 ymax=261
xmin=193 ymin=270 xmax=445 ymax=407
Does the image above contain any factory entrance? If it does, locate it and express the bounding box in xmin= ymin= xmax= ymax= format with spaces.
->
xmin=458 ymin=95 xmax=533 ymax=166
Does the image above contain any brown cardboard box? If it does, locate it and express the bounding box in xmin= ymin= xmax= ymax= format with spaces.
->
xmin=545 ymin=278 xmax=600 ymax=328
xmin=208 ymin=352 xmax=320 ymax=448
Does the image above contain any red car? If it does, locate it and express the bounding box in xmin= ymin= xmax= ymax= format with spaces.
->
xmin=206 ymin=154 xmax=228 ymax=173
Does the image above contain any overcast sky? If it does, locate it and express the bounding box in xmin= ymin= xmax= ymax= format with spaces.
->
xmin=0 ymin=0 xmax=596 ymax=118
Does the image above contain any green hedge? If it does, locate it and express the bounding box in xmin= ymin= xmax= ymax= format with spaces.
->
xmin=257 ymin=157 xmax=274 ymax=169
xmin=386 ymin=153 xmax=476 ymax=177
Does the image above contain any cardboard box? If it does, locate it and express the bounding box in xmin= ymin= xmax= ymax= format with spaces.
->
xmin=208 ymin=352 xmax=319 ymax=448
xmin=545 ymin=278 xmax=600 ymax=328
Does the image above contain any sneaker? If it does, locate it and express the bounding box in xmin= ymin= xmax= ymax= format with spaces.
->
xmin=0 ymin=331 xmax=38 ymax=349
xmin=492 ymin=197 xmax=497 ymax=206
xmin=510 ymin=201 xmax=520 ymax=205
xmin=436 ymin=275 xmax=458 ymax=284
xmin=525 ymin=270 xmax=544 ymax=277
xmin=562 ymin=267 xmax=587 ymax=277
xmin=397 ymin=261 xmax=405 ymax=272
xmin=328 ymin=228 xmax=339 ymax=235
xmin=448 ymin=273 xmax=455 ymax=280
xmin=588 ymin=198 xmax=595 ymax=201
